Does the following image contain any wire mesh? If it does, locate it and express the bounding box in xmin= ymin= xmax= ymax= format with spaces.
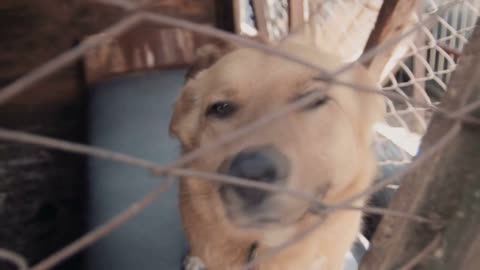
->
xmin=264 ymin=0 xmax=290 ymax=40
xmin=305 ymin=0 xmax=479 ymax=169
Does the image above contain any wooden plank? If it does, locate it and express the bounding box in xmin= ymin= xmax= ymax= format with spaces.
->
xmin=83 ymin=26 xmax=201 ymax=85
xmin=0 ymin=0 xmax=216 ymax=101
xmin=363 ymin=0 xmax=415 ymax=54
xmin=0 ymin=1 xmax=117 ymax=86
xmin=232 ymin=0 xmax=243 ymax=34
xmin=0 ymin=3 xmax=97 ymax=266
xmin=83 ymin=24 xmax=225 ymax=85
xmin=80 ymin=1 xmax=219 ymax=85
xmin=0 ymin=104 xmax=87 ymax=270
xmin=215 ymin=0 xmax=235 ymax=32
xmin=360 ymin=25 xmax=480 ymax=270
xmin=362 ymin=0 xmax=416 ymax=81
xmin=288 ymin=0 xmax=304 ymax=30
xmin=0 ymin=2 xmax=214 ymax=267
xmin=252 ymin=0 xmax=269 ymax=40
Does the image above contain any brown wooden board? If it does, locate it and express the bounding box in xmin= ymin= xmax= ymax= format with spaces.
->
xmin=0 ymin=1 xmax=211 ymax=267
xmin=83 ymin=24 xmax=218 ymax=85
xmin=81 ymin=1 xmax=218 ymax=85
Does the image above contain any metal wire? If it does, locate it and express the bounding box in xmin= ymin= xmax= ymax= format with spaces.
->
xmin=0 ymin=249 xmax=29 ymax=270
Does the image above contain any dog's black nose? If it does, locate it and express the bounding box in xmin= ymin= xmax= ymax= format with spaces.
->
xmin=222 ymin=146 xmax=289 ymax=205
xmin=229 ymin=149 xmax=278 ymax=182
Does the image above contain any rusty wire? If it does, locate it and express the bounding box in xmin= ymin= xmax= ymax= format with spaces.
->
xmin=30 ymin=179 xmax=174 ymax=270
xmin=397 ymin=233 xmax=443 ymax=270
xmin=0 ymin=127 xmax=433 ymax=223
xmin=0 ymin=249 xmax=29 ymax=270
xmin=0 ymin=0 xmax=479 ymax=269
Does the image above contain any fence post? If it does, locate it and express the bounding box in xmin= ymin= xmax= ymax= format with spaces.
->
xmin=360 ymin=23 xmax=480 ymax=270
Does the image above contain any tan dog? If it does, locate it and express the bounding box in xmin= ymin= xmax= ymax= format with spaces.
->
xmin=169 ymin=36 xmax=385 ymax=270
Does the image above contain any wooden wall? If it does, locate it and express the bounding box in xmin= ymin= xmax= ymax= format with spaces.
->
xmin=0 ymin=1 xmax=222 ymax=269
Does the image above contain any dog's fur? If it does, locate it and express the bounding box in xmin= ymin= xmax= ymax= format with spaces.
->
xmin=169 ymin=36 xmax=385 ymax=270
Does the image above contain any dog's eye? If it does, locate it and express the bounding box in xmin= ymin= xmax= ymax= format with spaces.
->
xmin=292 ymin=91 xmax=330 ymax=110
xmin=206 ymin=101 xmax=237 ymax=118
xmin=305 ymin=96 xmax=329 ymax=110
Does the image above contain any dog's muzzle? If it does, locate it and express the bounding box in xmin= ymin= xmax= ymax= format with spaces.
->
xmin=218 ymin=145 xmax=290 ymax=207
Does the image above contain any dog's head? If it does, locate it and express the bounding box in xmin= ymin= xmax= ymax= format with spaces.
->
xmin=169 ymin=38 xmax=385 ymax=233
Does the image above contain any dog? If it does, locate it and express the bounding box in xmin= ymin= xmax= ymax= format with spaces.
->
xmin=169 ymin=35 xmax=385 ymax=270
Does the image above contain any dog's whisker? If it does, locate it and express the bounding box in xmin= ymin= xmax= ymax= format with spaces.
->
xmin=179 ymin=192 xmax=216 ymax=203
xmin=309 ymin=204 xmax=434 ymax=224
xmin=241 ymin=218 xmax=325 ymax=270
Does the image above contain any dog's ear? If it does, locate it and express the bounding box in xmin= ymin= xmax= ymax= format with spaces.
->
xmin=361 ymin=0 xmax=416 ymax=82
xmin=169 ymin=85 xmax=200 ymax=151
xmin=171 ymin=35 xmax=270 ymax=149
xmin=350 ymin=68 xmax=386 ymax=145
xmin=184 ymin=35 xmax=270 ymax=81
xmin=184 ymin=41 xmax=236 ymax=81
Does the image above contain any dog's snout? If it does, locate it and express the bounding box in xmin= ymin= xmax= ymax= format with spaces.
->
xmin=229 ymin=149 xmax=278 ymax=183
xmin=220 ymin=146 xmax=290 ymax=206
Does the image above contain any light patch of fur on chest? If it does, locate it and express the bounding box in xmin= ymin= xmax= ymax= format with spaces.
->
xmin=309 ymin=256 xmax=327 ymax=270
xmin=183 ymin=256 xmax=206 ymax=270
xmin=261 ymin=227 xmax=296 ymax=247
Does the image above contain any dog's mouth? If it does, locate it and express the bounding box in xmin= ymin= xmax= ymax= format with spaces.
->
xmin=236 ymin=208 xmax=310 ymax=229
xmin=218 ymin=178 xmax=332 ymax=230
xmin=219 ymin=184 xmax=310 ymax=229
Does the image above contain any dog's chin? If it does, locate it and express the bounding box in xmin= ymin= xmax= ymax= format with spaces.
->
xmin=223 ymin=204 xmax=307 ymax=231
xmin=219 ymin=187 xmax=309 ymax=230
